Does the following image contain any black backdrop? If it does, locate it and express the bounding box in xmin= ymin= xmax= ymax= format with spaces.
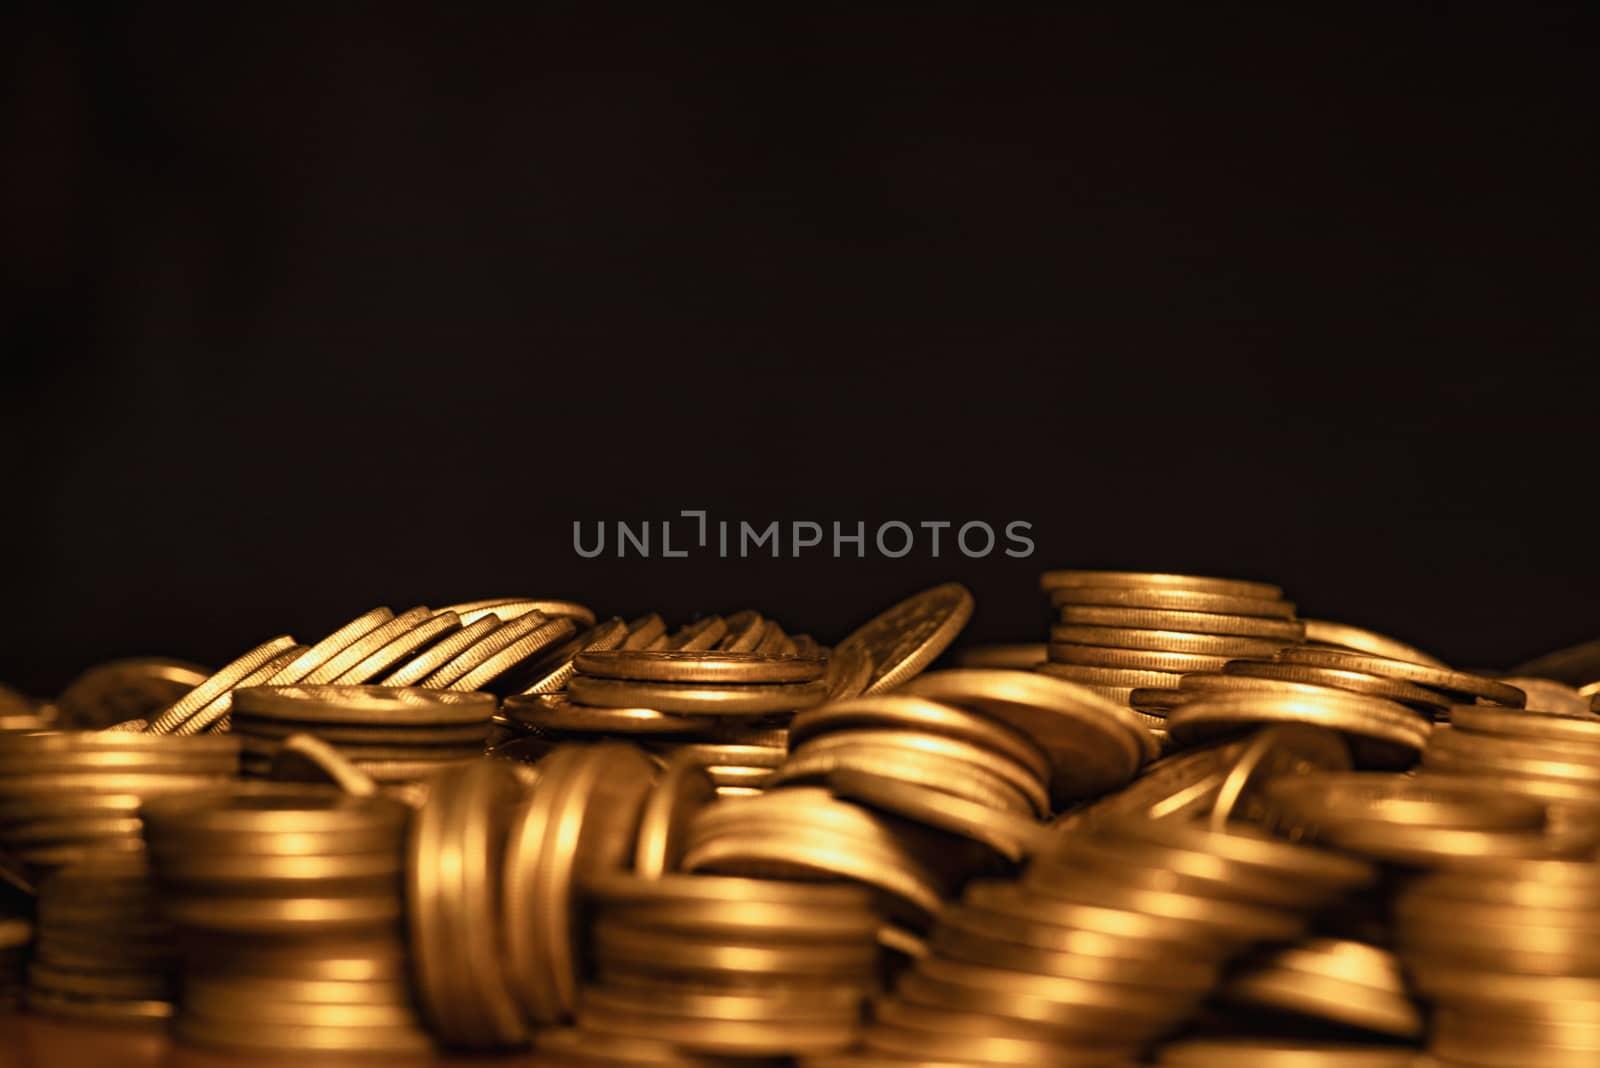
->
xmin=4 ymin=5 xmax=1597 ymax=695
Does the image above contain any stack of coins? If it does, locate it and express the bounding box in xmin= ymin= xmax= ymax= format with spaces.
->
xmin=571 ymin=873 xmax=878 ymax=1060
xmin=0 ymin=732 xmax=238 ymax=878
xmin=569 ymin=650 xmax=832 ymax=724
xmin=771 ymin=693 xmax=1054 ymax=817
xmin=26 ymin=856 xmax=175 ymax=1023
xmin=141 ymin=783 xmax=429 ymax=1056
xmin=1415 ymin=705 xmax=1600 ymax=829
xmin=1038 ymin=571 xmax=1303 ymax=736
xmin=1398 ymin=861 xmax=1600 ymax=1067
xmin=230 ymin=685 xmax=496 ymax=785
xmin=860 ymin=818 xmax=1369 ymax=1064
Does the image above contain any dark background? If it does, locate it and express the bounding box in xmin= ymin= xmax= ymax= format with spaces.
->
xmin=4 ymin=5 xmax=1597 ymax=695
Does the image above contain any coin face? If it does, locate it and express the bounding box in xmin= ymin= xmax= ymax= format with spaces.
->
xmin=53 ymin=658 xmax=211 ymax=731
xmin=837 ymin=583 xmax=974 ymax=695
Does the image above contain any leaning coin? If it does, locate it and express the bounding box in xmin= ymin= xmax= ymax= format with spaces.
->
xmin=502 ymin=694 xmax=716 ymax=735
xmin=1208 ymin=724 xmax=1351 ymax=828
xmin=379 ymin=616 xmax=501 ymax=687
xmin=329 ymin=611 xmax=463 ymax=685
xmin=836 ymin=582 xmax=974 ymax=695
xmin=144 ymin=636 xmax=300 ymax=734
xmin=515 ymin=618 xmax=632 ymax=695
xmin=1277 ymin=647 xmax=1526 ymax=707
xmin=634 ymin=754 xmax=716 ymax=878
xmin=1300 ymin=618 xmax=1448 ymax=668
xmin=54 ymin=657 xmax=211 ymax=730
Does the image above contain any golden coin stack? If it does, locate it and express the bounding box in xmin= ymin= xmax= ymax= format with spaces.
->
xmin=857 ymin=818 xmax=1370 ymax=1065
xmin=141 ymin=783 xmax=430 ymax=1056
xmin=561 ymin=873 xmax=878 ymax=1061
xmin=1414 ymin=704 xmax=1600 ymax=828
xmin=1398 ymin=861 xmax=1600 ymax=1067
xmin=0 ymin=731 xmax=238 ymax=877
xmin=1037 ymin=571 xmax=1303 ymax=740
xmin=25 ymin=856 xmax=175 ymax=1023
xmin=230 ymin=684 xmax=496 ymax=784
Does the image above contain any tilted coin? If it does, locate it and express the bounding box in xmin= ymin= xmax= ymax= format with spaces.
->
xmin=1278 ymin=646 xmax=1527 ymax=706
xmin=515 ymin=617 xmax=632 ymax=695
xmin=1301 ymin=618 xmax=1447 ymax=667
xmin=234 ymin=684 xmax=495 ymax=725
xmin=329 ymin=611 xmax=464 ymax=685
xmin=144 ymin=636 xmax=301 ymax=734
xmin=270 ymin=606 xmax=398 ymax=684
xmin=1207 ymin=724 xmax=1351 ymax=828
xmin=176 ymin=646 xmax=316 ymax=735
xmin=444 ymin=598 xmax=596 ymax=628
xmin=667 ymin=617 xmax=729 ymax=651
xmin=622 ymin=613 xmax=669 ymax=650
xmin=1495 ymin=677 xmax=1594 ymax=717
xmin=827 ymin=769 xmax=1053 ymax=861
xmin=501 ymin=693 xmax=717 ymax=735
xmin=379 ymin=616 xmax=501 ymax=687
xmin=442 ymin=614 xmax=580 ymax=693
xmin=1054 ymin=740 xmax=1248 ymax=830
xmin=1219 ymin=660 xmax=1451 ymax=712
xmin=836 ymin=582 xmax=974 ymax=695
xmin=267 ymin=733 xmax=379 ymax=795
xmin=634 ymin=754 xmax=716 ymax=878
xmin=790 ymin=695 xmax=1052 ymax=781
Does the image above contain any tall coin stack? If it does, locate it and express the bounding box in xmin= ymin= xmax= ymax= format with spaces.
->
xmin=141 ymin=783 xmax=431 ymax=1056
xmin=230 ymin=685 xmax=496 ymax=785
xmin=1037 ymin=571 xmax=1304 ymax=745
xmin=25 ymin=856 xmax=175 ymax=1024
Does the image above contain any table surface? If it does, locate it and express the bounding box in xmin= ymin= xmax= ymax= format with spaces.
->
xmin=0 ymin=1013 xmax=552 ymax=1067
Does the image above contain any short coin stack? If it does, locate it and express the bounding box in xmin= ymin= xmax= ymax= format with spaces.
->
xmin=230 ymin=684 xmax=496 ymax=785
xmin=570 ymin=873 xmax=879 ymax=1060
xmin=1415 ymin=704 xmax=1600 ymax=829
xmin=26 ymin=856 xmax=174 ymax=1023
xmin=1037 ymin=571 xmax=1303 ymax=741
xmin=1398 ymin=861 xmax=1600 ymax=1067
xmin=0 ymin=731 xmax=238 ymax=878
xmin=141 ymin=783 xmax=430 ymax=1055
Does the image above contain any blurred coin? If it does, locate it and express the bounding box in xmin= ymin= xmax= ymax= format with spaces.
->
xmin=576 ymin=650 xmax=826 ymax=685
xmin=568 ymin=677 xmax=829 ymax=715
xmin=54 ymin=658 xmax=211 ymax=731
xmin=836 ymin=583 xmax=974 ymax=695
xmin=144 ymin=636 xmax=301 ymax=734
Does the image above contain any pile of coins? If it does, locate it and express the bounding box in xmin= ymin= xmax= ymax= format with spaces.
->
xmin=10 ymin=569 xmax=1600 ymax=1066
xmin=25 ymin=857 xmax=174 ymax=1022
xmin=232 ymin=685 xmax=496 ymax=785
xmin=142 ymin=783 xmax=429 ymax=1055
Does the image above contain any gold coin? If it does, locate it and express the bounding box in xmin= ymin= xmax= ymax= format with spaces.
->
xmin=1048 ymin=584 xmax=1296 ymax=618
xmin=634 ymin=754 xmax=716 ymax=878
xmin=820 ymin=642 xmax=873 ymax=700
xmin=23 ymin=987 xmax=173 ymax=1023
xmin=1054 ymin=740 xmax=1248 ymax=830
xmin=1301 ymin=618 xmax=1448 ymax=667
xmin=1279 ymin=646 xmax=1527 ymax=706
xmin=606 ymin=900 xmax=879 ymax=942
xmin=575 ymin=649 xmax=827 ymax=685
xmin=622 ymin=613 xmax=669 ymax=650
xmin=177 ymin=646 xmax=316 ymax=735
xmin=445 ymin=598 xmax=596 ymax=628
xmin=1495 ymin=677 xmax=1594 ymax=717
xmin=901 ymin=669 xmax=1151 ymax=802
xmin=1219 ymin=660 xmax=1451 ymax=712
xmin=836 ymin=582 xmax=974 ymax=695
xmin=1208 ymin=724 xmax=1351 ymax=828
xmin=235 ymin=717 xmax=489 ymax=745
xmin=1166 ymin=691 xmax=1429 ymax=767
xmin=1057 ymin=606 xmax=1306 ymax=641
xmin=1051 ymin=625 xmax=1293 ymax=658
xmin=827 ymin=769 xmax=1053 ymax=862
xmin=161 ymin=892 xmax=403 ymax=933
xmin=1039 ymin=570 xmax=1282 ymax=600
xmin=329 ymin=611 xmax=463 ymax=685
xmin=142 ymin=781 xmax=408 ymax=835
xmin=296 ymin=608 xmax=433 ymax=686
xmin=568 ymin=676 xmax=829 ymax=715
xmin=233 ymin=684 xmax=492 ymax=725
xmin=770 ymin=745 xmax=1037 ymax=814
xmin=54 ymin=657 xmax=211 ymax=731
xmin=144 ymin=635 xmax=301 ymax=734
xmin=535 ymin=1026 xmax=782 ymax=1066
xmin=593 ymin=920 xmax=878 ymax=976
xmin=682 ymin=828 xmax=945 ymax=927
xmin=952 ymin=644 xmax=1049 ymax=669
xmin=268 ymin=734 xmax=377 ymax=795
xmin=582 ymin=983 xmax=861 ymax=1021
xmin=1035 ymin=662 xmax=1187 ymax=689
xmin=269 ymin=607 xmax=398 ymax=683
xmin=417 ymin=610 xmax=559 ymax=688
xmin=910 ymin=954 xmax=1177 ymax=1019
xmin=515 ymin=617 xmax=632 ymax=695
xmin=1223 ymin=942 xmax=1421 ymax=1038
xmin=171 ymin=1013 xmax=432 ymax=1055
xmin=180 ymin=973 xmax=416 ymax=1005
xmin=1047 ymin=644 xmax=1243 ymax=675
xmin=788 ymin=729 xmax=1049 ymax=813
xmin=667 ymin=617 xmax=729 ymax=651
xmin=379 ymin=616 xmax=501 ymax=687
xmin=791 ymin=695 xmax=1051 ymax=779
xmin=1113 ymin=819 xmax=1374 ymax=888
xmin=713 ymin=610 xmax=766 ymax=653
xmin=929 ymin=914 xmax=1217 ymax=989
xmin=501 ymin=694 xmax=716 ymax=735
